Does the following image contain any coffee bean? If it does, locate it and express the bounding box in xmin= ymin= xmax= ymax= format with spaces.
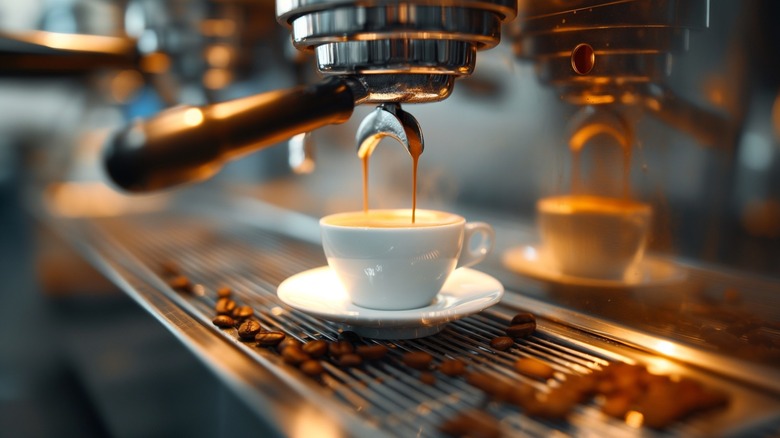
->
xmin=514 ymin=358 xmax=554 ymax=380
xmin=277 ymin=337 xmax=301 ymax=351
xmin=511 ymin=312 xmax=536 ymax=326
xmin=216 ymin=286 xmax=232 ymax=298
xmin=300 ymin=360 xmax=324 ymax=377
xmin=402 ymin=351 xmax=433 ymax=370
xmin=420 ymin=372 xmax=436 ymax=385
xmin=256 ymin=331 xmax=286 ymax=347
xmin=215 ymin=297 xmax=237 ymax=315
xmin=339 ymin=331 xmax=361 ymax=343
xmin=168 ymin=275 xmax=191 ymax=292
xmin=337 ymin=353 xmax=362 ymax=368
xmin=506 ymin=322 xmax=535 ymax=339
xmin=439 ymin=409 xmax=501 ymax=438
xmin=439 ymin=358 xmax=467 ymax=377
xmin=281 ymin=346 xmax=310 ymax=365
xmin=329 ymin=340 xmax=354 ymax=357
xmin=355 ymin=345 xmax=388 ymax=360
xmin=490 ymin=336 xmax=514 ymax=351
xmin=466 ymin=372 xmax=512 ymax=402
xmin=160 ymin=260 xmax=180 ymax=276
xmin=525 ymin=387 xmax=579 ymax=419
xmin=232 ymin=305 xmax=254 ymax=321
xmin=212 ymin=315 xmax=235 ymax=328
xmin=302 ymin=340 xmax=329 ymax=358
xmin=237 ymin=320 xmax=262 ymax=340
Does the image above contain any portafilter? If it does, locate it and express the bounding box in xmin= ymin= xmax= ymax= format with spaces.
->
xmin=103 ymin=0 xmax=517 ymax=192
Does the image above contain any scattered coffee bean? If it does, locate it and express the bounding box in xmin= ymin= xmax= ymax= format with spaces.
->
xmin=160 ymin=260 xmax=180 ymax=276
xmin=277 ymin=337 xmax=301 ymax=351
xmin=439 ymin=358 xmax=467 ymax=377
xmin=490 ymin=336 xmax=514 ymax=351
xmin=356 ymin=345 xmax=388 ymax=360
xmin=466 ymin=372 xmax=512 ymax=402
xmin=167 ymin=275 xmax=191 ymax=292
xmin=215 ymin=297 xmax=237 ymax=315
xmin=506 ymin=322 xmax=536 ymax=339
xmin=302 ymin=340 xmax=329 ymax=358
xmin=237 ymin=320 xmax=262 ymax=340
xmin=337 ymin=353 xmax=362 ymax=368
xmin=402 ymin=352 xmax=433 ymax=370
xmin=524 ymin=387 xmax=579 ymax=419
xmin=216 ymin=286 xmax=232 ymax=298
xmin=439 ymin=409 xmax=501 ymax=438
xmin=511 ymin=312 xmax=536 ymax=326
xmin=281 ymin=346 xmax=310 ymax=365
xmin=514 ymin=358 xmax=554 ymax=380
xmin=339 ymin=331 xmax=361 ymax=343
xmin=300 ymin=360 xmax=324 ymax=377
xmin=231 ymin=305 xmax=254 ymax=321
xmin=420 ymin=372 xmax=436 ymax=385
xmin=212 ymin=315 xmax=235 ymax=328
xmin=256 ymin=331 xmax=286 ymax=347
xmin=601 ymin=392 xmax=634 ymax=418
xmin=329 ymin=340 xmax=354 ymax=357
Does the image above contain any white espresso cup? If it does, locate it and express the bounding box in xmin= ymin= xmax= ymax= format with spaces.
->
xmin=320 ymin=209 xmax=495 ymax=310
xmin=537 ymin=195 xmax=652 ymax=280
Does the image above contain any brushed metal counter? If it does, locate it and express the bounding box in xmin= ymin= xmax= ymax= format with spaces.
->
xmin=37 ymin=185 xmax=780 ymax=437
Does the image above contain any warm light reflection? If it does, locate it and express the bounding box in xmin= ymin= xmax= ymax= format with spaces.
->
xmin=183 ymin=108 xmax=205 ymax=127
xmin=200 ymin=19 xmax=236 ymax=37
xmin=47 ymin=182 xmax=165 ymax=218
xmin=290 ymin=406 xmax=343 ymax=438
xmin=654 ymin=340 xmax=677 ymax=356
xmin=140 ymin=52 xmax=171 ymax=74
xmin=203 ymin=68 xmax=233 ymax=90
xmin=110 ymin=70 xmax=144 ymax=103
xmin=773 ymin=90 xmax=780 ymax=140
xmin=645 ymin=356 xmax=676 ymax=376
xmin=33 ymin=31 xmax=135 ymax=54
xmin=205 ymin=44 xmax=234 ymax=68
xmin=625 ymin=410 xmax=644 ymax=428
xmin=569 ymin=123 xmax=631 ymax=152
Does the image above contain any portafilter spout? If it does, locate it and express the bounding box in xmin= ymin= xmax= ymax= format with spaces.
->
xmin=356 ymin=104 xmax=423 ymax=161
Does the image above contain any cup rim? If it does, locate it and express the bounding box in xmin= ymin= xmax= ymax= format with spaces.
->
xmin=320 ymin=208 xmax=465 ymax=229
xmin=537 ymin=195 xmax=652 ymax=215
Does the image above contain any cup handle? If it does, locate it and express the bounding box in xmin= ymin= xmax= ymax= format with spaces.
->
xmin=456 ymin=222 xmax=495 ymax=269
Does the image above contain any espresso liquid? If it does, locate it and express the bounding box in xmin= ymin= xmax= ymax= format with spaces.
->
xmin=361 ymin=140 xmax=423 ymax=224
xmin=570 ymin=134 xmax=632 ymax=199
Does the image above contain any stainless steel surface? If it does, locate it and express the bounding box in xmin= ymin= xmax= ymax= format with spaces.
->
xmin=513 ymin=0 xmax=733 ymax=149
xmin=277 ymin=0 xmax=517 ymax=102
xmin=356 ymin=103 xmax=423 ymax=159
xmin=39 ymin=188 xmax=780 ymax=437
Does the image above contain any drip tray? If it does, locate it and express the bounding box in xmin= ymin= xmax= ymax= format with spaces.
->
xmin=43 ymin=194 xmax=780 ymax=437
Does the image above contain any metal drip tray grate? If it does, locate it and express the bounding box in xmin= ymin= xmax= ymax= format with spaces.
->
xmin=54 ymin=208 xmax=780 ymax=437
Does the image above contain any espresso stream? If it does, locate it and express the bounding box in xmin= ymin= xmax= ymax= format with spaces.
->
xmin=361 ymin=139 xmax=423 ymax=223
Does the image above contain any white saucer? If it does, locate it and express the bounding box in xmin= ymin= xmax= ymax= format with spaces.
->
xmin=502 ymin=245 xmax=687 ymax=289
xmin=277 ymin=267 xmax=504 ymax=339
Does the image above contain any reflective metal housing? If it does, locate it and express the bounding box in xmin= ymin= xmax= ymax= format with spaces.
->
xmin=277 ymin=0 xmax=517 ymax=103
xmin=514 ymin=0 xmax=709 ymax=102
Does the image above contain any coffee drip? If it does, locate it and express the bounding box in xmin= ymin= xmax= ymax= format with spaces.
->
xmin=355 ymin=104 xmax=424 ymax=223
xmin=566 ymin=106 xmax=635 ymax=200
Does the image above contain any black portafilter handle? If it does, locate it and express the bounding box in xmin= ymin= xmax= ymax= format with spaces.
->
xmin=103 ymin=76 xmax=356 ymax=192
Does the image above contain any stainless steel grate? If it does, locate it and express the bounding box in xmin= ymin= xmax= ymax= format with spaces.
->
xmin=53 ymin=210 xmax=780 ymax=437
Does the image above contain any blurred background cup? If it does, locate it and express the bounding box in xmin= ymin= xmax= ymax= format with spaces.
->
xmin=320 ymin=209 xmax=494 ymax=310
xmin=537 ymin=195 xmax=652 ymax=280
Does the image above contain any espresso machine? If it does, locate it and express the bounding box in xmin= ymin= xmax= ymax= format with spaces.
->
xmin=3 ymin=0 xmax=780 ymax=437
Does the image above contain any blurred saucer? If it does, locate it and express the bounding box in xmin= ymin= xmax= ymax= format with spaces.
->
xmin=502 ymin=245 xmax=686 ymax=289
xmin=277 ymin=267 xmax=504 ymax=339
